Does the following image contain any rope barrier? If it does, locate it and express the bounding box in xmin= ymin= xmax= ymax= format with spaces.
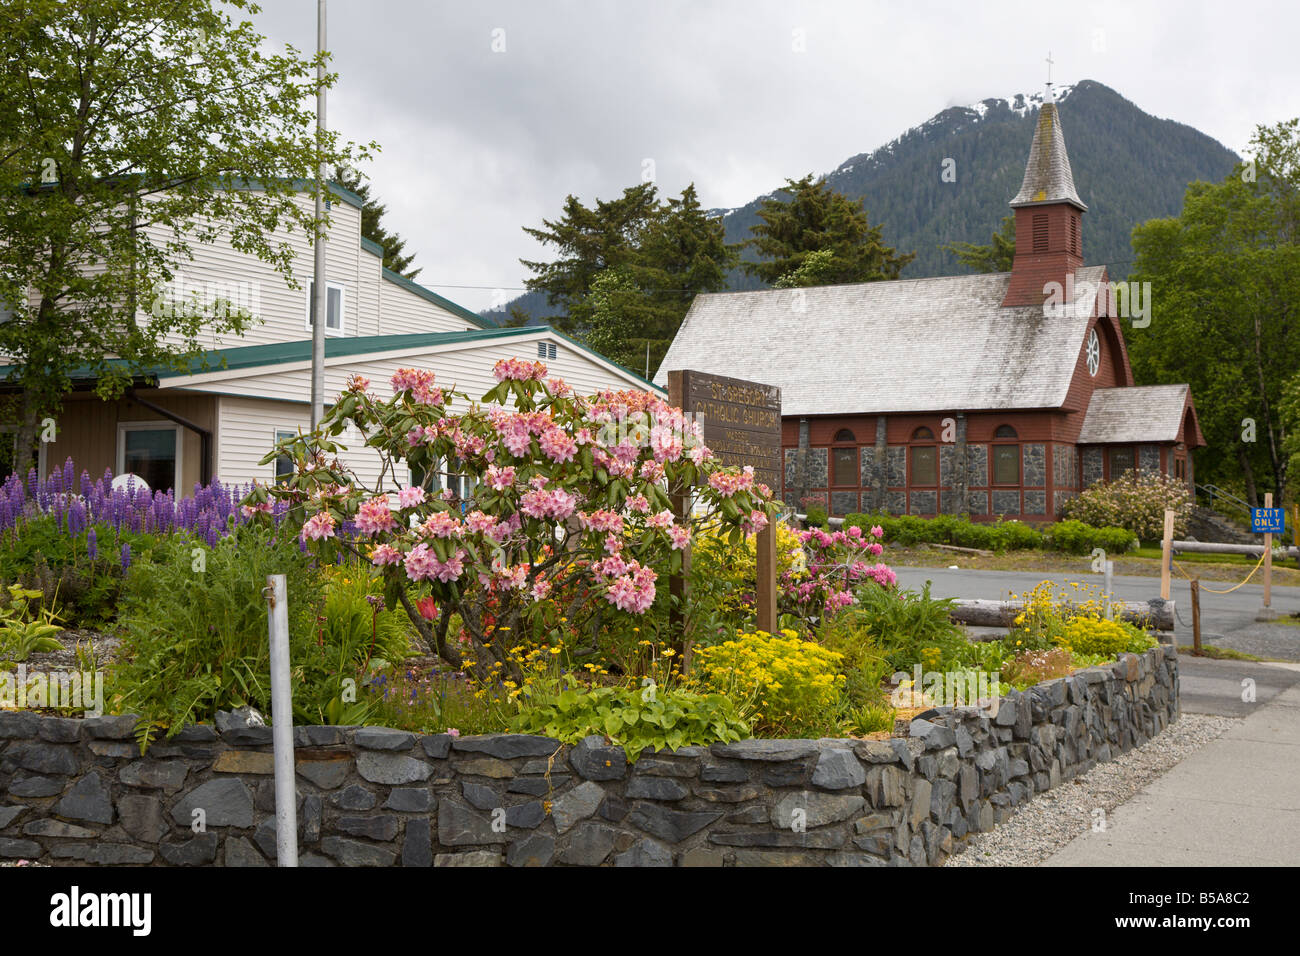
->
xmin=1171 ymin=551 xmax=1267 ymax=594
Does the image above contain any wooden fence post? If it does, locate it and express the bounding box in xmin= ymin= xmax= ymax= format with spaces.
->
xmin=755 ymin=523 xmax=777 ymax=634
xmin=1160 ymin=509 xmax=1175 ymax=601
xmin=1190 ymin=578 xmax=1202 ymax=657
xmin=667 ymin=371 xmax=692 ymax=668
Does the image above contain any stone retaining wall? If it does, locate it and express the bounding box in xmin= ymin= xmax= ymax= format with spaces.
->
xmin=0 ymin=645 xmax=1178 ymax=866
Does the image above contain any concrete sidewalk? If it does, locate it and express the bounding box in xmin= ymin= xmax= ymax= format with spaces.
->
xmin=1043 ymin=677 xmax=1300 ymax=866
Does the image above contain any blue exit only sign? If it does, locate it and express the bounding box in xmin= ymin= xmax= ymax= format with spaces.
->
xmin=1252 ymin=508 xmax=1286 ymax=534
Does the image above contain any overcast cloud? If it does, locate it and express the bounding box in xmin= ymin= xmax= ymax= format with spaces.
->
xmin=252 ymin=0 xmax=1300 ymax=312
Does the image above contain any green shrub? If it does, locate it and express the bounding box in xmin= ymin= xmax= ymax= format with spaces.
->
xmin=832 ymin=581 xmax=968 ymax=673
xmin=1060 ymin=471 xmax=1192 ymax=540
xmin=1044 ymin=519 xmax=1138 ymax=555
xmin=112 ymin=525 xmax=328 ymax=747
xmin=843 ymin=512 xmax=1042 ymax=552
xmin=510 ymin=684 xmax=749 ymax=760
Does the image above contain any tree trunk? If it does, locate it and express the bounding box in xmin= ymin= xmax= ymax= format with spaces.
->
xmin=1238 ymin=445 xmax=1259 ymax=507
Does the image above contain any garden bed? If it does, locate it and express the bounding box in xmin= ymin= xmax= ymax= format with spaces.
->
xmin=0 ymin=644 xmax=1178 ymax=867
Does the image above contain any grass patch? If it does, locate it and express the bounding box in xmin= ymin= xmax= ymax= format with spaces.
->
xmin=1177 ymin=644 xmax=1264 ymax=661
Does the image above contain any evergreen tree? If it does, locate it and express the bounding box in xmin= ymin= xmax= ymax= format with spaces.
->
xmin=944 ymin=215 xmax=1017 ymax=273
xmin=335 ymin=165 xmax=422 ymax=279
xmin=520 ymin=182 xmax=660 ymax=334
xmin=520 ymin=182 xmax=737 ymax=372
xmin=742 ymin=174 xmax=914 ymax=285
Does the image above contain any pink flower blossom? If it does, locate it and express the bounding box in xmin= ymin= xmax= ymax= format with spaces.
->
xmin=520 ymin=486 xmax=577 ymax=521
xmin=870 ymin=525 xmax=884 ymax=539
xmin=420 ymin=511 xmax=461 ymax=539
xmin=464 ymin=510 xmax=498 ymax=534
xmin=581 ymin=509 xmax=624 ymax=535
xmin=370 ymin=544 xmax=403 ymax=566
xmin=627 ymin=494 xmax=650 ymax=514
xmin=493 ymin=357 xmax=547 ymax=381
xmin=355 ymin=498 xmax=395 ymax=535
xmin=539 ymin=427 xmax=577 ymax=464
xmin=398 ymin=485 xmax=426 ymax=509
xmin=301 ymin=511 xmax=336 ymax=541
xmin=645 ymin=510 xmax=674 ymax=529
xmin=668 ymin=525 xmax=691 ymax=550
xmin=603 ymin=560 xmax=657 ymax=614
xmin=530 ymin=579 xmax=552 ymax=601
xmin=486 ymin=465 xmax=516 ymax=491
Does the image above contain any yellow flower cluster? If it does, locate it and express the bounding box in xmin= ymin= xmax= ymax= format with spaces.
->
xmin=1057 ymin=615 xmax=1154 ymax=658
xmin=693 ymin=629 xmax=845 ymax=734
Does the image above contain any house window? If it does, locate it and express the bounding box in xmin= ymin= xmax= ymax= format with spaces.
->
xmin=834 ymin=428 xmax=856 ymax=443
xmin=1069 ymin=215 xmax=1079 ymax=255
xmin=994 ymin=424 xmax=1018 ymax=439
xmin=117 ymin=422 xmax=182 ymax=492
xmin=537 ymin=342 xmax=557 ymax=360
xmin=273 ymin=429 xmax=296 ymax=484
xmin=305 ymin=280 xmax=345 ymax=336
xmin=912 ymin=426 xmax=934 ymax=440
xmin=832 ymin=448 xmax=857 ymax=486
xmin=911 ymin=446 xmax=937 ymax=486
xmin=1174 ymin=457 xmax=1185 ymax=480
xmin=1109 ymin=447 xmax=1135 ymax=478
xmin=992 ymin=445 xmax=1019 ymax=485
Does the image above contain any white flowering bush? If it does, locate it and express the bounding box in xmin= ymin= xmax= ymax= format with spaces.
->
xmin=1060 ymin=470 xmax=1192 ymax=540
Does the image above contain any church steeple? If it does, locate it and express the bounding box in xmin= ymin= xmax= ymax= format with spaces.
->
xmin=1001 ymin=88 xmax=1086 ymax=307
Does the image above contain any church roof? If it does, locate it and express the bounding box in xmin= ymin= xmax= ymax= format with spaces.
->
xmin=1009 ymin=100 xmax=1086 ymax=210
xmin=1077 ymin=384 xmax=1197 ymax=444
xmin=653 ymin=266 xmax=1107 ymax=416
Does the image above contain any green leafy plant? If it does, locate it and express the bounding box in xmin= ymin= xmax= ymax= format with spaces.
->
xmin=510 ymin=683 xmax=749 ymax=760
xmin=1044 ymin=519 xmax=1138 ymax=555
xmin=1060 ymin=471 xmax=1192 ymax=541
xmin=111 ymin=525 xmax=322 ymax=750
xmin=0 ymin=584 xmax=64 ymax=661
xmin=834 ymin=581 xmax=968 ymax=673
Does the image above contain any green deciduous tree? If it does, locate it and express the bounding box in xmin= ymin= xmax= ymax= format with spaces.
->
xmin=0 ymin=0 xmax=373 ymax=475
xmin=1127 ymin=119 xmax=1300 ymax=504
xmin=943 ymin=215 xmax=1017 ymax=273
xmin=742 ymin=174 xmax=914 ymax=286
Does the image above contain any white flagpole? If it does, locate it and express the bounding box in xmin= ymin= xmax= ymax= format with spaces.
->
xmin=311 ymin=0 xmax=328 ymax=428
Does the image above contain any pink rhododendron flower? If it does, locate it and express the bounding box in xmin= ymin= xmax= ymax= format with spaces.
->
xmin=301 ymin=511 xmax=336 ymax=541
xmin=485 ymin=464 xmax=516 ymax=491
xmin=530 ymin=579 xmax=552 ymax=601
xmin=603 ymin=560 xmax=657 ymax=614
xmin=645 ymin=510 xmax=674 ymax=529
xmin=420 ymin=511 xmax=461 ymax=538
xmin=627 ymin=494 xmax=650 ymax=514
xmin=464 ymin=510 xmax=498 ymax=534
xmin=493 ymin=357 xmax=547 ymax=381
xmin=355 ymin=498 xmax=395 ymax=535
xmin=520 ymin=486 xmax=577 ymax=521
xmin=668 ymin=525 xmax=691 ymax=550
xmin=871 ymin=525 xmax=884 ymax=539
xmin=404 ymin=543 xmax=438 ymax=581
xmin=370 ymin=543 xmax=403 ymax=566
xmin=539 ymin=427 xmax=577 ymax=464
xmin=398 ymin=485 xmax=426 ymax=509
xmin=581 ymin=509 xmax=624 ymax=535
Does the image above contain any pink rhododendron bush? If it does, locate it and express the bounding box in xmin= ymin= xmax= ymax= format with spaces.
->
xmin=780 ymin=524 xmax=897 ymax=625
xmin=241 ymin=359 xmax=776 ymax=679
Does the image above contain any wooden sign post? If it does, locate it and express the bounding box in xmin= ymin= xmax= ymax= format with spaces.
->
xmin=667 ymin=369 xmax=783 ymax=650
xmin=1263 ymin=492 xmax=1274 ymax=609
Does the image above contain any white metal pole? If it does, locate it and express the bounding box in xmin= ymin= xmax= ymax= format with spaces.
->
xmin=1104 ymin=559 xmax=1113 ymax=620
xmin=266 ymin=573 xmax=298 ymax=866
xmin=310 ymin=0 xmax=328 ymax=429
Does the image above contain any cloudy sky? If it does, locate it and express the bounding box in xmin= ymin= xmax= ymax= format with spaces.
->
xmin=252 ymin=0 xmax=1299 ymax=312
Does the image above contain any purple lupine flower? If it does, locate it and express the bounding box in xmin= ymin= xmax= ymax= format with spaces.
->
xmin=87 ymin=528 xmax=98 ymax=561
xmin=120 ymin=543 xmax=132 ymax=571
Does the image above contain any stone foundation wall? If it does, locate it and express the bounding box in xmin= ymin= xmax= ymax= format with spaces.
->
xmin=0 ymin=645 xmax=1178 ymax=866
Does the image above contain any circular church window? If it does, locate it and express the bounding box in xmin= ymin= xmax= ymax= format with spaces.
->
xmin=1086 ymin=329 xmax=1100 ymax=377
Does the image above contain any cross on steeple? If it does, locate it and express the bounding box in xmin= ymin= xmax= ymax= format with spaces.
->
xmin=1045 ymin=51 xmax=1055 ymax=101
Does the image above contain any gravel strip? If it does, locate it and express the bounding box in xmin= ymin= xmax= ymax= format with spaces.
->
xmin=946 ymin=712 xmax=1236 ymax=867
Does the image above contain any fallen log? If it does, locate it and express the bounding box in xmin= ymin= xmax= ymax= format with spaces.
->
xmin=1172 ymin=540 xmax=1300 ymax=559
xmin=949 ymin=597 xmax=1174 ymax=631
xmin=932 ymin=542 xmax=994 ymax=557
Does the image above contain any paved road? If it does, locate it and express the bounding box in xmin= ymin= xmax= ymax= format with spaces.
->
xmin=1043 ymin=679 xmax=1300 ymax=866
xmin=894 ymin=565 xmax=1300 ymax=661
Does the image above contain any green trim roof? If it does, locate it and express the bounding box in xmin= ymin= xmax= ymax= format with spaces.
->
xmin=360 ymin=236 xmax=385 ymax=257
xmin=381 ymin=268 xmax=487 ymax=328
xmin=0 ymin=326 xmax=664 ymax=394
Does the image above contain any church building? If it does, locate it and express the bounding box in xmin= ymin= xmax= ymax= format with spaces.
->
xmin=654 ymin=91 xmax=1204 ymax=521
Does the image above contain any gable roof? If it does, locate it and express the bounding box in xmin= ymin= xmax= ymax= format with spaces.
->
xmin=654 ymin=266 xmax=1107 ymax=416
xmin=0 ymin=326 xmax=663 ymax=395
xmin=1010 ymin=99 xmax=1086 ymax=210
xmin=1077 ymin=384 xmax=1202 ymax=445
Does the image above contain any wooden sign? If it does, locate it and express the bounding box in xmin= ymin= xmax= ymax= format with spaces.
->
xmin=672 ymin=370 xmax=782 ymax=494
xmin=668 ymin=369 xmax=782 ymax=639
